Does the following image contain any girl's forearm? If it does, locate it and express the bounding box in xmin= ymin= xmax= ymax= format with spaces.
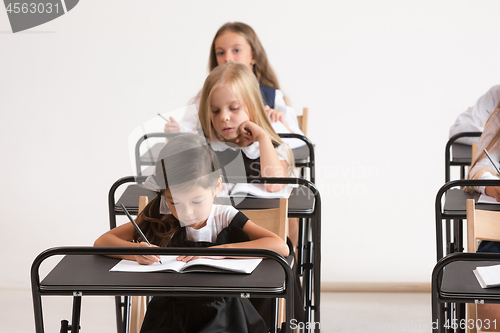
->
xmin=94 ymin=234 xmax=139 ymax=261
xmin=257 ymin=133 xmax=287 ymax=191
xmin=217 ymin=237 xmax=289 ymax=257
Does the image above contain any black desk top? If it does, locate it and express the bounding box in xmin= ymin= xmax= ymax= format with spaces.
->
xmin=140 ymin=143 xmax=311 ymax=165
xmin=451 ymin=143 xmax=472 ymax=164
xmin=443 ymin=189 xmax=500 ymax=215
xmin=40 ymin=255 xmax=285 ymax=295
xmin=441 ymin=260 xmax=500 ymax=299
xmin=116 ymin=184 xmax=316 ymax=217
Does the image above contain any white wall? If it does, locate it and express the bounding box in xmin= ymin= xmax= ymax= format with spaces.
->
xmin=1 ymin=0 xmax=499 ymax=289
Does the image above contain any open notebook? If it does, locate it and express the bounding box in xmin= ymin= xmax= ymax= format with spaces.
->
xmin=219 ymin=183 xmax=293 ymax=199
xmin=110 ymin=256 xmax=262 ymax=274
xmin=474 ymin=264 xmax=500 ymax=288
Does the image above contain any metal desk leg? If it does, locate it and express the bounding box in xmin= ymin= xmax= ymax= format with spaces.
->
xmin=32 ymin=288 xmax=44 ymax=333
xmin=70 ymin=292 xmax=82 ymax=333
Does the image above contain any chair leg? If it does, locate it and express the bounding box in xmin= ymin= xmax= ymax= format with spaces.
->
xmin=270 ymin=298 xmax=278 ymax=333
xmin=124 ymin=296 xmax=131 ymax=333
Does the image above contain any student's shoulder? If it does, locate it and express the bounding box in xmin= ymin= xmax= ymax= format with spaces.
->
xmin=212 ymin=204 xmax=239 ymax=218
xmin=486 ymin=85 xmax=500 ymax=94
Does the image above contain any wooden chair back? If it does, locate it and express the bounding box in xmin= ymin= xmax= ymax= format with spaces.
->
xmin=471 ymin=142 xmax=478 ymax=164
xmin=129 ymin=196 xmax=149 ymax=333
xmin=242 ymin=198 xmax=289 ymax=241
xmin=297 ymin=107 xmax=309 ymax=137
xmin=466 ymin=199 xmax=500 ymax=333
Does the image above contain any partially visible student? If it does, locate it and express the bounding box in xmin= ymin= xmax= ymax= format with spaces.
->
xmin=95 ymin=133 xmax=288 ymax=332
xmin=469 ymin=100 xmax=500 ymax=202
xmin=450 ymin=85 xmax=500 ymax=145
xmin=165 ymin=22 xmax=303 ymax=136
xmin=468 ymin=100 xmax=500 ymax=329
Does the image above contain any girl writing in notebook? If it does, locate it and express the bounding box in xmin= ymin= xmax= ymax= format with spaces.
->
xmin=95 ymin=133 xmax=288 ymax=333
xmin=468 ymin=100 xmax=500 ymax=327
xmin=164 ymin=22 xmax=303 ymax=136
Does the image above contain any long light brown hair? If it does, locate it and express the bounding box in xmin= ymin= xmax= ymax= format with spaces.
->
xmin=198 ymin=62 xmax=294 ymax=173
xmin=208 ymin=22 xmax=280 ymax=90
xmin=469 ymin=99 xmax=500 ymax=180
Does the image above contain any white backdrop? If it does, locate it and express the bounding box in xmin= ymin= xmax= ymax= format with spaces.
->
xmin=1 ymin=0 xmax=499 ymax=289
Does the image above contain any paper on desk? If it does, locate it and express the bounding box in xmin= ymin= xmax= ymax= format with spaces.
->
xmin=474 ymin=264 xmax=500 ymax=288
xmin=478 ymin=194 xmax=500 ymax=205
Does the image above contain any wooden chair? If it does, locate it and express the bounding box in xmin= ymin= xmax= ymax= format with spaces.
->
xmin=242 ymin=198 xmax=289 ymax=241
xmin=128 ymin=197 xmax=290 ymax=332
xmin=297 ymin=107 xmax=309 ymax=137
xmin=466 ymin=199 xmax=500 ymax=333
xmin=243 ymin=198 xmax=289 ymax=326
xmin=128 ymin=196 xmax=149 ymax=333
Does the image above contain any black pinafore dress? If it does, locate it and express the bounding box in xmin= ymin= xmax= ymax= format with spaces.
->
xmin=139 ymin=213 xmax=267 ymax=333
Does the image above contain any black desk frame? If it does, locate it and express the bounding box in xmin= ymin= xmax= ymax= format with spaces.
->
xmin=445 ymin=132 xmax=481 ymax=182
xmin=108 ymin=175 xmax=322 ymax=332
xmin=31 ymin=247 xmax=293 ymax=333
xmin=134 ymin=132 xmax=316 ymax=184
xmin=435 ymin=182 xmax=500 ymax=333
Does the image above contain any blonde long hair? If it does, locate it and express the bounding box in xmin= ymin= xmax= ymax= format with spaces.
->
xmin=468 ymin=99 xmax=500 ymax=180
xmin=208 ymin=22 xmax=280 ymax=90
xmin=198 ymin=62 xmax=294 ymax=174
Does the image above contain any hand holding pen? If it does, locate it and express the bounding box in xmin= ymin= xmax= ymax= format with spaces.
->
xmin=158 ymin=113 xmax=180 ymax=133
xmin=483 ymin=149 xmax=500 ymax=201
xmin=484 ymin=149 xmax=500 ymax=176
xmin=121 ymin=204 xmax=162 ymax=265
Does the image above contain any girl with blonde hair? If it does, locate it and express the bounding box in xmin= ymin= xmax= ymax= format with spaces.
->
xmin=198 ymin=61 xmax=294 ymax=191
xmin=468 ymin=99 xmax=500 ymax=327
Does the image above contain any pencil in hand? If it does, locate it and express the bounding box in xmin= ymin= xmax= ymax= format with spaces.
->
xmin=121 ymin=204 xmax=162 ymax=264
xmin=484 ymin=149 xmax=500 ymax=176
xmin=157 ymin=113 xmax=170 ymax=123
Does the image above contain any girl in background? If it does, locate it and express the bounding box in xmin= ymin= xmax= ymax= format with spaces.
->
xmin=165 ymin=22 xmax=303 ymax=136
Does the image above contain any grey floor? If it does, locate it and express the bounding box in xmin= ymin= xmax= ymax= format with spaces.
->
xmin=1 ymin=289 xmax=431 ymax=332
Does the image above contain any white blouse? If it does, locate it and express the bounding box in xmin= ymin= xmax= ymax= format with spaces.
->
xmin=449 ymin=85 xmax=500 ymax=145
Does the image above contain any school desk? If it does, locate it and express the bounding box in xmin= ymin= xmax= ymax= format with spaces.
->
xmin=31 ymin=247 xmax=294 ymax=333
xmin=435 ymin=179 xmax=500 ymax=260
xmin=432 ymin=252 xmax=500 ymax=333
xmin=108 ymin=176 xmax=321 ymax=331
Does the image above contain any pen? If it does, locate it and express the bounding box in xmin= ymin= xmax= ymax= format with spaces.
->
xmin=483 ymin=149 xmax=500 ymax=176
xmin=157 ymin=113 xmax=170 ymax=123
xmin=120 ymin=204 xmax=162 ymax=264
